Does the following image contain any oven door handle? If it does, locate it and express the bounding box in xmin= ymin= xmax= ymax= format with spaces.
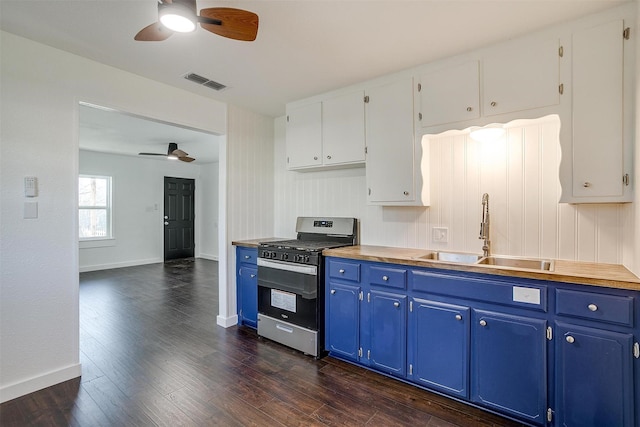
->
xmin=257 ymin=258 xmax=318 ymax=275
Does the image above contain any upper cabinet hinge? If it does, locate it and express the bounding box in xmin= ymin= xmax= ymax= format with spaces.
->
xmin=358 ymin=348 xmax=363 ymax=358
xmin=418 ymin=112 xmax=423 ymax=121
xmin=359 ymin=291 xmax=364 ymax=301
xmin=633 ymin=342 xmax=639 ymax=359
xmin=409 ymin=364 xmax=413 ymax=375
xmin=409 ymin=301 xmax=413 ymax=312
xmin=367 ymin=349 xmax=371 ymax=359
xmin=623 ymin=27 xmax=630 ymax=40
xmin=417 ymin=83 xmax=422 ymax=92
xmin=546 ymin=326 xmax=553 ymax=341
xmin=286 ymin=115 xmax=289 ymax=122
xmin=547 ymin=408 xmax=553 ymax=423
xmin=365 ymin=146 xmax=368 ymax=155
xmin=558 ymin=45 xmax=564 ymax=57
xmin=559 ymin=83 xmax=564 ymax=95
xmin=623 ymin=173 xmax=630 ymax=186
xmin=367 ymin=292 xmax=371 ymax=303
xmin=364 ymin=95 xmax=370 ymax=103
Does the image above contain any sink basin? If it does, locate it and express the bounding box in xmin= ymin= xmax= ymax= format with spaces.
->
xmin=413 ymin=251 xmax=483 ymax=264
xmin=476 ymin=256 xmax=554 ymax=271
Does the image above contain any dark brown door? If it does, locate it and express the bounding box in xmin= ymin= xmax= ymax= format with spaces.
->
xmin=164 ymin=177 xmax=195 ymax=261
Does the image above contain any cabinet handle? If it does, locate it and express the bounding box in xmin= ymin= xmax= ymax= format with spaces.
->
xmin=479 ymin=320 xmax=487 ymax=327
xmin=250 ymin=274 xmax=256 ymax=278
xmin=327 ymin=155 xmax=332 ymax=160
xmin=466 ymin=107 xmax=472 ymax=112
xmin=490 ymin=101 xmax=497 ymax=107
xmin=313 ymin=156 xmax=318 ymax=160
xmin=403 ymin=191 xmax=409 ymax=196
xmin=393 ymin=302 xmax=400 ymax=308
xmin=583 ymin=182 xmax=592 ymax=188
xmin=244 ymin=255 xmax=251 ymax=259
xmin=566 ymin=335 xmax=575 ymax=344
xmin=588 ymin=303 xmax=598 ymax=312
xmin=455 ymin=314 xmax=462 ymax=321
xmin=330 ymin=289 xmax=336 ymax=295
xmin=339 ymin=269 xmax=345 ymax=274
xmin=382 ymin=275 xmax=389 ymax=281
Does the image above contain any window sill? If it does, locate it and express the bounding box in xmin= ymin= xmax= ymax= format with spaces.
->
xmin=80 ymin=238 xmax=116 ymax=249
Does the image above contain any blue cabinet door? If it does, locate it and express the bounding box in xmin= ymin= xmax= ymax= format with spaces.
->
xmin=471 ymin=310 xmax=547 ymax=425
xmin=326 ymin=282 xmax=361 ymax=361
xmin=555 ymin=321 xmax=634 ymax=427
xmin=236 ymin=247 xmax=258 ymax=328
xmin=408 ymin=298 xmax=469 ymax=398
xmin=238 ymin=265 xmax=258 ymax=328
xmin=369 ymin=290 xmax=407 ymax=377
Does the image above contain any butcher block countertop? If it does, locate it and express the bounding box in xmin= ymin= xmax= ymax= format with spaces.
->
xmin=232 ymin=237 xmax=287 ymax=248
xmin=324 ymin=245 xmax=640 ymax=292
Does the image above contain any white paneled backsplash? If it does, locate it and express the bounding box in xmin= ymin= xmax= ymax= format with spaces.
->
xmin=274 ymin=115 xmax=624 ymax=263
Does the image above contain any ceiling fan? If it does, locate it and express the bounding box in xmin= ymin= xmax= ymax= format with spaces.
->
xmin=134 ymin=0 xmax=259 ymax=42
xmin=139 ymin=143 xmax=195 ymax=162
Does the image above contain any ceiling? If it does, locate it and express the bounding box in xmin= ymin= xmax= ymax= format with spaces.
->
xmin=0 ymin=0 xmax=631 ymax=120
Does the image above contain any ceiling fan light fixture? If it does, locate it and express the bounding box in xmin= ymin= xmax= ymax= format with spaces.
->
xmin=159 ymin=5 xmax=196 ymax=33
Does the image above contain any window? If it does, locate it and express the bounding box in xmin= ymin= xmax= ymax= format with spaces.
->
xmin=79 ymin=175 xmax=112 ymax=240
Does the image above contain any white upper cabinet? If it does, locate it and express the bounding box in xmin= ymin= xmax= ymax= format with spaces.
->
xmin=322 ymin=91 xmax=366 ymax=167
xmin=563 ymin=18 xmax=632 ymax=202
xmin=286 ymin=102 xmax=322 ymax=169
xmin=365 ymin=77 xmax=427 ymax=206
xmin=482 ymin=36 xmax=560 ymax=116
xmin=419 ymin=61 xmax=480 ymax=127
xmin=286 ymin=91 xmax=365 ymax=171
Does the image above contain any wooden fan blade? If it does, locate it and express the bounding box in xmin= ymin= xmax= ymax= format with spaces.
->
xmin=179 ymin=156 xmax=195 ymax=163
xmin=172 ymin=149 xmax=189 ymax=157
xmin=198 ymin=8 xmax=258 ymax=41
xmin=139 ymin=152 xmax=167 ymax=156
xmin=134 ymin=22 xmax=173 ymax=41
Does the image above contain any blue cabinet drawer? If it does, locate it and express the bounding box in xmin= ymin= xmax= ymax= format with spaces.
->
xmin=237 ymin=247 xmax=257 ymax=265
xmin=329 ymin=260 xmax=361 ymax=282
xmin=556 ymin=289 xmax=633 ymax=327
xmin=369 ymin=266 xmax=407 ymax=290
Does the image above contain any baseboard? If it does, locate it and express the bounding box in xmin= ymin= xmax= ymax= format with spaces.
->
xmin=0 ymin=363 xmax=82 ymax=403
xmin=79 ymin=258 xmax=162 ymax=272
xmin=198 ymin=254 xmax=219 ymax=261
xmin=217 ymin=314 xmax=238 ymax=328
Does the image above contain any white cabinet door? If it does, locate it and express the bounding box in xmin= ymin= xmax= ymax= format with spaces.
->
xmin=420 ymin=61 xmax=480 ymax=127
xmin=571 ymin=19 xmax=625 ymax=199
xmin=286 ymin=102 xmax=322 ymax=169
xmin=483 ymin=37 xmax=560 ymax=116
xmin=365 ymin=77 xmax=417 ymax=204
xmin=322 ymin=91 xmax=365 ymax=166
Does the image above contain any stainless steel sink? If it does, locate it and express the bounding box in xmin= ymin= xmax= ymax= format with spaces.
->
xmin=413 ymin=251 xmax=483 ymax=264
xmin=476 ymin=256 xmax=554 ymax=271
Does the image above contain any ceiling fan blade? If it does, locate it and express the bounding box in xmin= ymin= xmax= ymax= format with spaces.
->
xmin=198 ymin=8 xmax=259 ymax=41
xmin=179 ymin=156 xmax=196 ymax=163
xmin=134 ymin=22 xmax=173 ymax=41
xmin=139 ymin=152 xmax=167 ymax=156
xmin=171 ymin=148 xmax=189 ymax=157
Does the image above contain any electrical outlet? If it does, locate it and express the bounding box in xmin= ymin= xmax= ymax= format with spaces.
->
xmin=432 ymin=227 xmax=448 ymax=243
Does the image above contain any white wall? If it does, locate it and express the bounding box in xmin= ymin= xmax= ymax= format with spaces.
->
xmin=274 ymin=115 xmax=628 ymax=264
xmin=79 ymin=150 xmax=220 ymax=271
xmin=0 ymin=31 xmax=227 ymax=403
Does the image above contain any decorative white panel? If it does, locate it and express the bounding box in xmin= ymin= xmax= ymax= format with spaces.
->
xmin=275 ymin=114 xmax=625 ymax=263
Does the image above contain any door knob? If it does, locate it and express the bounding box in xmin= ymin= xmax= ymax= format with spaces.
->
xmin=393 ymin=302 xmax=400 ymax=308
xmin=164 ymin=215 xmax=168 ymax=219
xmin=164 ymin=222 xmax=169 ymax=225
xmin=479 ymin=320 xmax=487 ymax=327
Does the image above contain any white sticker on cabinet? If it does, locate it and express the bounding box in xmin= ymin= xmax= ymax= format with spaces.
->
xmin=512 ymin=286 xmax=541 ymax=305
xmin=271 ymin=289 xmax=297 ymax=312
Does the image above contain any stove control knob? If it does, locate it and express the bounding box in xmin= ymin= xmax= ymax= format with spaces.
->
xmin=281 ymin=253 xmax=289 ymax=261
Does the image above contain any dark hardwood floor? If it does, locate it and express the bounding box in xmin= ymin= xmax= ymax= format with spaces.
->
xmin=1 ymin=259 xmax=525 ymax=427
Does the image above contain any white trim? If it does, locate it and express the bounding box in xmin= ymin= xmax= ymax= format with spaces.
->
xmin=216 ymin=314 xmax=238 ymax=328
xmin=79 ymin=258 xmax=162 ymax=273
xmin=198 ymin=253 xmax=219 ymax=261
xmin=0 ymin=363 xmax=82 ymax=404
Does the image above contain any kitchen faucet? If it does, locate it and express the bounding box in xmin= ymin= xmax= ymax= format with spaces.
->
xmin=479 ymin=193 xmax=490 ymax=257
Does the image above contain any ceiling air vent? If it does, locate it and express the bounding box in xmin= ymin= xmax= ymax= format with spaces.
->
xmin=183 ymin=73 xmax=227 ymax=91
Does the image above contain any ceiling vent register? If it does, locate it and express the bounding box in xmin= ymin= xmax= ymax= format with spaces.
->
xmin=184 ymin=73 xmax=227 ymax=91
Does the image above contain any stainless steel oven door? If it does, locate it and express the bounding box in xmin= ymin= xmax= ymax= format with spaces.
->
xmin=257 ymin=258 xmax=318 ymax=330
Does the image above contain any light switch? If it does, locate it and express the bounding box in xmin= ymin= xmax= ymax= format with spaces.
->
xmin=24 ymin=201 xmax=38 ymax=219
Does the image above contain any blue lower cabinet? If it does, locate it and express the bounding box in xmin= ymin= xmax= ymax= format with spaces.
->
xmin=408 ymin=299 xmax=469 ymax=398
xmin=236 ymin=247 xmax=258 ymax=328
xmin=471 ymin=310 xmax=547 ymax=425
xmin=369 ymin=290 xmax=407 ymax=377
xmin=555 ymin=321 xmax=634 ymax=427
xmin=326 ymin=282 xmax=361 ymax=361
